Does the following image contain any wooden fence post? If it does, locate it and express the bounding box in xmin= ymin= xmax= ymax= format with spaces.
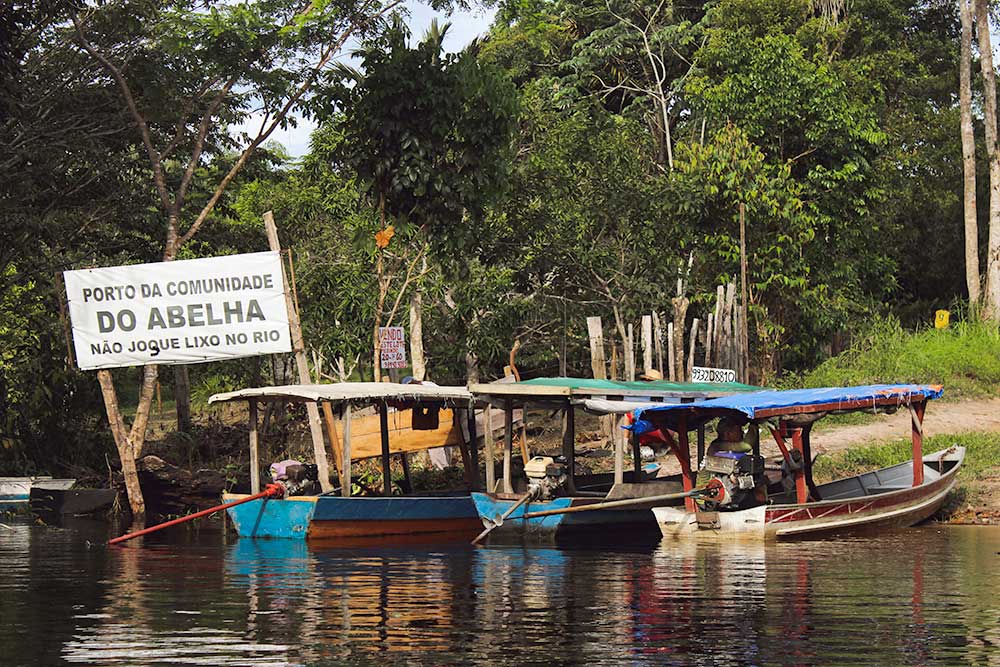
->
xmin=264 ymin=211 xmax=332 ymax=493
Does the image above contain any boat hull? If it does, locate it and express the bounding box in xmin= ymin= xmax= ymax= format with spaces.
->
xmin=654 ymin=447 xmax=964 ymax=540
xmin=0 ymin=477 xmax=76 ymax=511
xmin=223 ymin=493 xmax=479 ymax=541
xmin=470 ymin=492 xmax=661 ymax=543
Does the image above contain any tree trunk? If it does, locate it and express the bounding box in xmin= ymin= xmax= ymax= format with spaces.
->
xmin=976 ymin=0 xmax=1000 ymax=316
xmin=98 ymin=369 xmax=146 ymax=517
xmin=409 ymin=289 xmax=426 ymax=381
xmin=961 ymin=0 xmax=981 ymax=303
xmin=671 ymin=295 xmax=689 ymax=381
xmin=174 ymin=365 xmax=191 ymax=432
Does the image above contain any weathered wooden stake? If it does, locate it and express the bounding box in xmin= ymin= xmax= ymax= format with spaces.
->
xmin=652 ymin=312 xmax=664 ymax=374
xmin=641 ymin=315 xmax=653 ymax=375
xmin=586 ymin=316 xmax=607 ymax=380
xmin=687 ymin=318 xmax=700 ymax=382
xmin=249 ymin=400 xmax=260 ymax=494
xmin=264 ymin=211 xmax=332 ymax=492
xmin=341 ymin=403 xmax=352 ymax=497
xmin=667 ymin=323 xmax=676 ymax=381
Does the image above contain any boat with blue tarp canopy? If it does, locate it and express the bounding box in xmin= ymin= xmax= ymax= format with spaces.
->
xmin=629 ymin=384 xmax=944 ymax=434
xmin=620 ymin=384 xmax=962 ymax=540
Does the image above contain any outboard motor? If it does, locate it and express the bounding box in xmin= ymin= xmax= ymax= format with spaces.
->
xmin=701 ymin=450 xmax=766 ymax=510
xmin=269 ymin=459 xmax=319 ymax=496
xmin=523 ymin=456 xmax=567 ymax=500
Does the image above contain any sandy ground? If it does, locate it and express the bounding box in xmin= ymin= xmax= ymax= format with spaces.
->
xmin=809 ymin=398 xmax=1000 ymax=456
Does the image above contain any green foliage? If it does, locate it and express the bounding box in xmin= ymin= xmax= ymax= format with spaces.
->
xmin=813 ymin=431 xmax=1000 ymax=483
xmin=323 ymin=18 xmax=519 ymax=251
xmin=803 ymin=315 xmax=1000 ymax=398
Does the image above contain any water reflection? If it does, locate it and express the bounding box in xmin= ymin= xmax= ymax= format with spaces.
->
xmin=1 ymin=520 xmax=999 ymax=666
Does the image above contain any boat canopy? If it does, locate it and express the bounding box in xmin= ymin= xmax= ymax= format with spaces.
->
xmin=630 ymin=384 xmax=943 ymax=434
xmin=208 ymin=382 xmax=473 ymax=407
xmin=518 ymin=376 xmax=759 ymax=395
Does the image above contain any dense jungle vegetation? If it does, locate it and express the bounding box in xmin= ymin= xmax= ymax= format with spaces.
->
xmin=2 ymin=0 xmax=998 ymax=480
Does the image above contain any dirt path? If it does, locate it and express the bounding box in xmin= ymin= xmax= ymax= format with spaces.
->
xmin=806 ymin=398 xmax=1000 ymax=457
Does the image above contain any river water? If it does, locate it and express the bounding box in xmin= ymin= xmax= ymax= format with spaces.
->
xmin=0 ymin=520 xmax=997 ymax=666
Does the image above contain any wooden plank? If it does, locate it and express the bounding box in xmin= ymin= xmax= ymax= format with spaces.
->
xmin=586 ymin=316 xmax=607 ymax=380
xmin=468 ymin=383 xmax=572 ymax=398
xmin=641 ymin=315 xmax=653 ymax=374
xmin=332 ymin=407 xmax=462 ymax=460
xmin=264 ymin=211 xmax=332 ymax=493
xmin=379 ymin=403 xmax=391 ymax=496
xmin=485 ymin=404 xmax=496 ymax=493
xmin=503 ymin=400 xmax=514 ymax=493
xmin=342 ymin=403 xmax=352 ymax=497
xmin=248 ymin=400 xmax=260 ymax=494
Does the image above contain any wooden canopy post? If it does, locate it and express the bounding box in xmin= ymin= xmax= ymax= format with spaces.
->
xmin=485 ymin=403 xmax=496 ymax=493
xmin=788 ymin=425 xmax=808 ymax=504
xmin=678 ymin=415 xmax=695 ymax=512
xmin=342 ymin=403 xmax=352 ymax=497
xmin=613 ymin=415 xmax=625 ymax=486
xmin=911 ymin=401 xmax=926 ymax=487
xmin=466 ymin=404 xmax=481 ymax=492
xmin=801 ymin=423 xmax=822 ymax=500
xmin=696 ymin=425 xmax=706 ymax=467
xmin=631 ymin=430 xmax=642 ymax=480
xmin=320 ymin=401 xmax=346 ymax=491
xmin=503 ymin=399 xmax=514 ymax=493
xmin=561 ymin=402 xmax=577 ymax=494
xmin=248 ymin=400 xmax=260 ymax=494
xmin=379 ymin=402 xmax=392 ymax=496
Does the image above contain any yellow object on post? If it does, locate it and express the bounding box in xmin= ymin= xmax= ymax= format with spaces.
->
xmin=934 ymin=310 xmax=950 ymax=329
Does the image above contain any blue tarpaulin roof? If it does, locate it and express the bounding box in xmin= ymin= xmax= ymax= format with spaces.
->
xmin=629 ymin=384 xmax=943 ymax=433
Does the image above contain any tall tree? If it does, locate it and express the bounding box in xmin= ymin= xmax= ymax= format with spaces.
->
xmin=65 ymin=0 xmax=413 ymax=516
xmin=975 ymin=0 xmax=1000 ymax=316
xmin=959 ymin=0 xmax=980 ymax=303
xmin=325 ymin=18 xmax=517 ymax=378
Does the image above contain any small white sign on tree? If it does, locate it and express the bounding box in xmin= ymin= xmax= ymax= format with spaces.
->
xmin=379 ymin=326 xmax=407 ymax=369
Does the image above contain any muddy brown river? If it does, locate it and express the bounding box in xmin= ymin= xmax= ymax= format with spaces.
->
xmin=0 ymin=520 xmax=997 ymax=665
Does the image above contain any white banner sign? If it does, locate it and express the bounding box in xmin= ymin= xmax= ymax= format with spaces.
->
xmin=64 ymin=252 xmax=292 ymax=370
xmin=379 ymin=326 xmax=407 ymax=369
xmin=691 ymin=366 xmax=737 ymax=383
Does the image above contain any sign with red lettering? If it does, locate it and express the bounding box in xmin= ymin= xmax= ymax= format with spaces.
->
xmin=64 ymin=252 xmax=291 ymax=370
xmin=378 ymin=326 xmax=407 ymax=369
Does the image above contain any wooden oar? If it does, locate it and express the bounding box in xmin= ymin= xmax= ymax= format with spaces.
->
xmin=518 ymin=488 xmax=706 ymax=520
xmin=108 ymin=483 xmax=284 ymax=546
xmin=471 ymin=489 xmax=538 ymax=545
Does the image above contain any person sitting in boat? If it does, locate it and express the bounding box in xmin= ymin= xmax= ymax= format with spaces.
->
xmin=705 ymin=417 xmax=752 ymax=460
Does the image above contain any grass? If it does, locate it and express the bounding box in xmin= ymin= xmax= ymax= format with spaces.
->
xmin=801 ymin=316 xmax=1000 ymax=399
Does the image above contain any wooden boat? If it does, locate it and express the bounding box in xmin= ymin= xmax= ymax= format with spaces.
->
xmin=0 ymin=477 xmax=76 ymax=511
xmin=210 ymin=382 xmax=488 ymax=541
xmin=628 ymin=384 xmax=964 ymax=540
xmin=29 ymin=487 xmax=117 ymax=515
xmin=469 ymin=377 xmax=760 ymax=543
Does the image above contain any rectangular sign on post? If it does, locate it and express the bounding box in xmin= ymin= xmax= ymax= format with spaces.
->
xmin=64 ymin=252 xmax=292 ymax=370
xmin=378 ymin=326 xmax=407 ymax=369
xmin=691 ymin=366 xmax=737 ymax=383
